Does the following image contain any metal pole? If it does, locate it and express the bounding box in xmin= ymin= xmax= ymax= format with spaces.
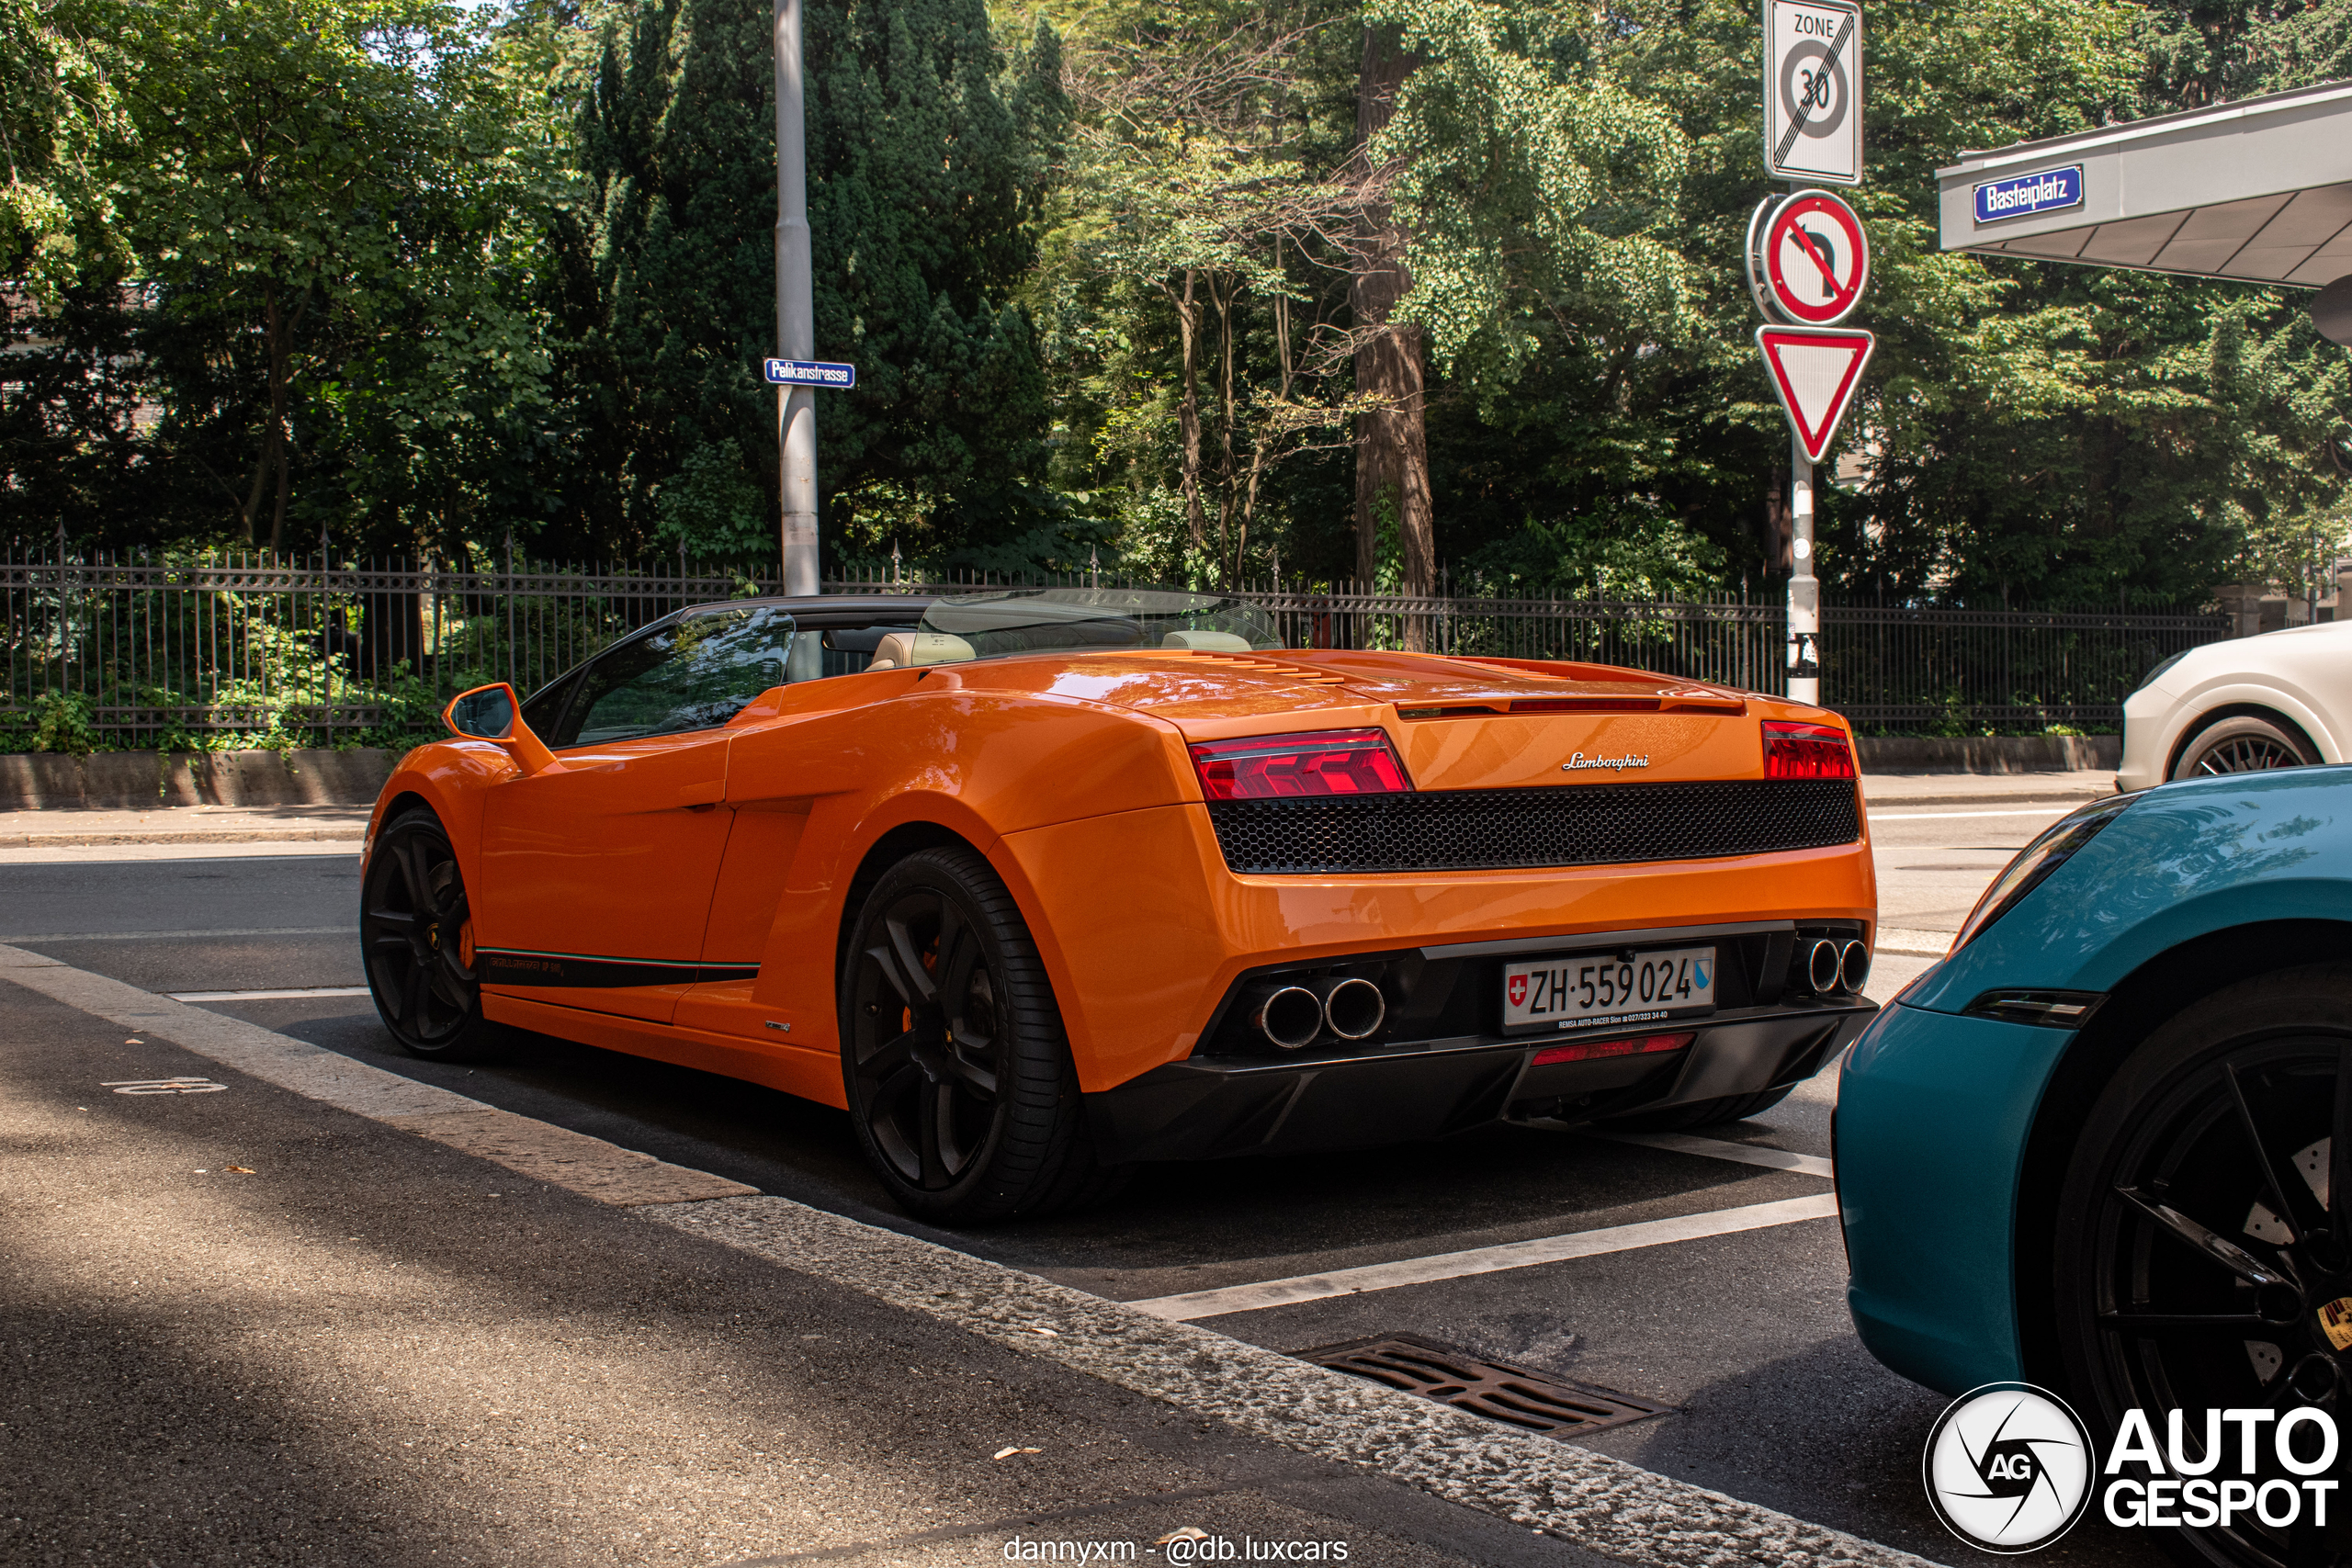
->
xmin=775 ymin=0 xmax=819 ymax=601
xmin=1787 ymin=432 xmax=1820 ymax=705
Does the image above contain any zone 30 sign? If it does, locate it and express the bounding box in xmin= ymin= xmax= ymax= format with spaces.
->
xmin=1764 ymin=0 xmax=1862 ymax=185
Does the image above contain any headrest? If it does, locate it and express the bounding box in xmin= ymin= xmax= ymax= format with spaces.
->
xmin=867 ymin=630 xmax=978 ymax=671
xmin=1162 ymin=629 xmax=1257 ymax=651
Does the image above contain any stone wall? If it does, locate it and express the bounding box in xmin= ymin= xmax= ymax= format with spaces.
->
xmin=0 ymin=749 xmax=399 ymax=810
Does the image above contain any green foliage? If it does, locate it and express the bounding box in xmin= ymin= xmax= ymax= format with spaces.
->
xmin=5 ymin=0 xmax=2349 ymax=614
xmin=1367 ymin=0 xmax=1695 ymax=393
xmin=29 ymin=689 xmax=96 ymax=754
xmin=1464 ymin=513 xmax=1730 ymax=601
xmin=0 ymin=0 xmax=129 ymax=304
xmin=655 ymin=438 xmax=774 ymax=559
xmin=527 ymin=0 xmax=1066 ymax=569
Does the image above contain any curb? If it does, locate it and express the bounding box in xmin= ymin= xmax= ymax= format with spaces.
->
xmin=0 ymin=828 xmax=368 ymax=849
xmin=0 ymin=940 xmax=1950 ymax=1568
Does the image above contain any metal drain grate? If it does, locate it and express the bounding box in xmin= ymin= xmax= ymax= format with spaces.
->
xmin=1295 ymin=1333 xmax=1669 ymax=1437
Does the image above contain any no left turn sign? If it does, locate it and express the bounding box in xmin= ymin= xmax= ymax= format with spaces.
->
xmin=1765 ymin=0 xmax=1862 ymax=186
xmin=1747 ymin=190 xmax=1870 ymax=325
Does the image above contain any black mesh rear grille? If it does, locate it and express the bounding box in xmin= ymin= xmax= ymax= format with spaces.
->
xmin=1206 ymin=778 xmax=1860 ymax=874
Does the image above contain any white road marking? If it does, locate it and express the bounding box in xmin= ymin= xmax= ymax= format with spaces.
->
xmin=168 ymin=986 xmax=371 ymax=1002
xmin=4 ymin=926 xmax=352 ymax=942
xmin=1868 ymin=806 xmax=2080 ymax=820
xmin=102 ymin=1077 xmax=226 ymax=1095
xmin=1600 ymin=1130 xmax=1835 ymax=1178
xmin=1124 ymin=1193 xmax=1840 ymax=1321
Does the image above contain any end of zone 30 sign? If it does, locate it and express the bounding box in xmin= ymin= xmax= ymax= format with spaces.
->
xmin=1765 ymin=0 xmax=1861 ymax=186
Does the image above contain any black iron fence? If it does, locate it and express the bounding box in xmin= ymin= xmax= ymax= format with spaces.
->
xmin=1 ymin=545 xmax=2228 ymax=749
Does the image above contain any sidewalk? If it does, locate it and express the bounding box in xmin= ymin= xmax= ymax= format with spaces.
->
xmin=0 ymin=965 xmax=1587 ymax=1568
xmin=1859 ymin=769 xmax=2112 ymax=807
xmin=0 ymin=803 xmax=371 ymax=849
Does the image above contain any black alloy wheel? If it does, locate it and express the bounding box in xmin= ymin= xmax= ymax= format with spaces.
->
xmin=2176 ymin=716 xmax=2316 ymax=780
xmin=2055 ymin=967 xmax=2352 ymax=1568
xmin=362 ymin=807 xmax=490 ymax=1058
xmin=840 ymin=846 xmax=1118 ymax=1224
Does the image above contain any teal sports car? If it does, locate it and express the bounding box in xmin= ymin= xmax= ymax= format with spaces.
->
xmin=1838 ymin=767 xmax=2352 ymax=1568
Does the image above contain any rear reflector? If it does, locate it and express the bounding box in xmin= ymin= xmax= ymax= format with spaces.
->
xmin=1531 ymin=1032 xmax=1694 ymax=1066
xmin=1762 ymin=720 xmax=1856 ymax=780
xmin=1190 ymin=728 xmax=1411 ymax=801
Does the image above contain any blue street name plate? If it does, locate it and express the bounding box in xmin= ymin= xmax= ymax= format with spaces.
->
xmin=1973 ymin=165 xmax=2083 ymax=224
xmin=763 ymin=358 xmax=856 ymax=388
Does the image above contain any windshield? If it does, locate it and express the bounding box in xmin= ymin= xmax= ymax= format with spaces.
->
xmin=912 ymin=588 xmax=1281 ymax=662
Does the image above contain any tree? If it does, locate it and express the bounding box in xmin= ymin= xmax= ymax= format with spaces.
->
xmin=530 ymin=0 xmax=1066 ymax=567
xmin=0 ymin=0 xmax=126 ymax=306
xmin=1049 ymin=1 xmax=1367 ymax=586
xmin=113 ymin=0 xmax=537 ymax=552
xmin=1350 ymin=22 xmax=1433 ymax=600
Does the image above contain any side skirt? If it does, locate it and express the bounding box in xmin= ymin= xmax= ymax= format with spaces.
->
xmin=481 ymin=991 xmax=848 ymax=1111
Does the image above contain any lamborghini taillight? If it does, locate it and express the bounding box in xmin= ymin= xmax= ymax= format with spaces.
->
xmin=1762 ymin=720 xmax=1855 ymax=780
xmin=1189 ymin=728 xmax=1411 ymax=800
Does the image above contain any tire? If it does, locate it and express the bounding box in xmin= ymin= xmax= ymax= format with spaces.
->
xmin=2173 ymin=714 xmax=2317 ymax=780
xmin=1600 ymin=1085 xmax=1795 ymax=1132
xmin=361 ymin=807 xmax=492 ymax=1060
xmin=839 ymin=846 xmax=1122 ymax=1224
xmin=2053 ymin=965 xmax=2352 ymax=1568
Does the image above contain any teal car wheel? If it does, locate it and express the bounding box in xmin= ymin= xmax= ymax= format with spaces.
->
xmin=2055 ymin=966 xmax=2352 ymax=1568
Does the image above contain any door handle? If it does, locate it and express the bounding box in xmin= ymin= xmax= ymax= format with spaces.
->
xmin=676 ymin=780 xmax=726 ymax=808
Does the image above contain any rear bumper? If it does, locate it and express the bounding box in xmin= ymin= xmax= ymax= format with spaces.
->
xmin=1083 ymin=999 xmax=1874 ymax=1163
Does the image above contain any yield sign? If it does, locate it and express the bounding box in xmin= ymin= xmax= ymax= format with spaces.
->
xmin=1756 ymin=326 xmax=1873 ymax=462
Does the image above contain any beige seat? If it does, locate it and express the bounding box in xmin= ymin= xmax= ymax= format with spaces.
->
xmin=1162 ymin=630 xmax=1256 ymax=651
xmin=868 ymin=630 xmax=978 ymax=670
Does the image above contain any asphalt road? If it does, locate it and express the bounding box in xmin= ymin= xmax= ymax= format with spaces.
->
xmin=0 ymin=799 xmax=2143 ymax=1566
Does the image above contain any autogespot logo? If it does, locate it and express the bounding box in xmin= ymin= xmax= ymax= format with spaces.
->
xmin=1924 ymin=1383 xmax=2095 ymax=1553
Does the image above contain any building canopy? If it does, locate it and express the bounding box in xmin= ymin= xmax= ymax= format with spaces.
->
xmin=1938 ymin=80 xmax=2352 ymax=288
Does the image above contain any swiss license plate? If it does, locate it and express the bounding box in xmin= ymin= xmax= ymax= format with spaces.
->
xmin=1502 ymin=946 xmax=1715 ymax=1032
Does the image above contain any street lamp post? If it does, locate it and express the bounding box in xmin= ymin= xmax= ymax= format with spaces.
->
xmin=775 ymin=0 xmax=819 ymax=601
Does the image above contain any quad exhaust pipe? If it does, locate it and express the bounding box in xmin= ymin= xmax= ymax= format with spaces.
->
xmin=1246 ymin=975 xmax=1388 ymax=1049
xmin=1805 ymin=938 xmax=1871 ymax=995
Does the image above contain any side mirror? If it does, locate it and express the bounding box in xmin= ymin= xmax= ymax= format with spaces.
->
xmin=446 ymin=684 xmax=516 ymax=739
xmin=443 ymin=682 xmax=556 ymax=774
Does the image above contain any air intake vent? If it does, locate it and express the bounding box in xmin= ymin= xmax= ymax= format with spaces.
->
xmin=1206 ymin=777 xmax=1860 ymax=874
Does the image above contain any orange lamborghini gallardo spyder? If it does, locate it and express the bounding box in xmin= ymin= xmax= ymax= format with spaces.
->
xmin=361 ymin=588 xmax=1877 ymax=1221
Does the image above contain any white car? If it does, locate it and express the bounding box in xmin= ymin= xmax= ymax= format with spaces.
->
xmin=2118 ymin=620 xmax=2352 ymax=789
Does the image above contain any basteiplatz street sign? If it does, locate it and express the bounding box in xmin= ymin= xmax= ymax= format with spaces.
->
xmin=1764 ymin=0 xmax=1862 ymax=186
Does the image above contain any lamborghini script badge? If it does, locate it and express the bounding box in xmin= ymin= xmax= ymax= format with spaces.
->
xmin=1562 ymin=752 xmax=1650 ymax=773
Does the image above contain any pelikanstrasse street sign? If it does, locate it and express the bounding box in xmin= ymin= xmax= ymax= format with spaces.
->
xmin=1764 ymin=0 xmax=1861 ymax=186
xmin=764 ymin=358 xmax=856 ymax=389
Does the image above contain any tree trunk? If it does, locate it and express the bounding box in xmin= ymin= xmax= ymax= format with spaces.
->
xmin=1212 ymin=271 xmax=1238 ymax=584
xmin=1175 ymin=270 xmax=1204 ymax=553
xmin=1351 ymin=23 xmax=1435 ymax=635
xmin=239 ymin=287 xmax=295 ymax=552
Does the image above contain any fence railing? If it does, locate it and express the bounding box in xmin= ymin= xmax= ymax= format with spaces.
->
xmin=1 ymin=547 xmax=2229 ymax=748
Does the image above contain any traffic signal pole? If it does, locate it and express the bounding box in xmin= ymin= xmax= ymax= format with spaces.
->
xmin=775 ymin=0 xmax=820 ymax=602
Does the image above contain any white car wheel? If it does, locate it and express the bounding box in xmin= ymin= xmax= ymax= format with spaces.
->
xmin=2172 ymin=714 xmax=2317 ymax=779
